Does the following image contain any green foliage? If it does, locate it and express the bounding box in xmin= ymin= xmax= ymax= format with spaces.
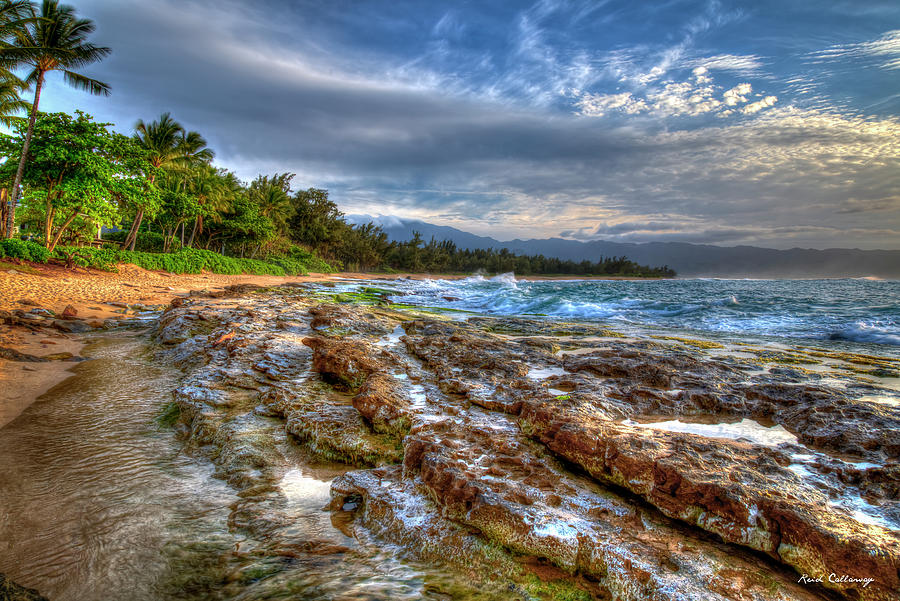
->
xmin=49 ymin=245 xmax=331 ymax=276
xmin=380 ymin=237 xmax=675 ymax=276
xmin=103 ymin=229 xmax=167 ymax=252
xmin=0 ymin=111 xmax=155 ymax=251
xmin=0 ymin=238 xmax=49 ymax=262
xmin=270 ymin=245 xmax=336 ymax=274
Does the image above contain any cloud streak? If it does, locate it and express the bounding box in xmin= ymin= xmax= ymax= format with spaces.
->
xmin=32 ymin=0 xmax=900 ymax=250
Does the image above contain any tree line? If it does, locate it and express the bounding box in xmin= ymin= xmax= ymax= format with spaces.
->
xmin=0 ymin=0 xmax=674 ymax=278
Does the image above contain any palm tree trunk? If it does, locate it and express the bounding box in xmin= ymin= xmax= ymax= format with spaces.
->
xmin=187 ymin=215 xmax=201 ymax=248
xmin=0 ymin=188 xmax=7 ymax=239
xmin=122 ymin=208 xmax=144 ymax=251
xmin=6 ymin=71 xmax=44 ymax=238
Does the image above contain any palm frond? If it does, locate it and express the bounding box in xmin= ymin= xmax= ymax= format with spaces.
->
xmin=62 ymin=69 xmax=109 ymax=95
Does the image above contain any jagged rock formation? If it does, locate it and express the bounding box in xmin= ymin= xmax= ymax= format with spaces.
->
xmin=153 ymin=287 xmax=900 ymax=601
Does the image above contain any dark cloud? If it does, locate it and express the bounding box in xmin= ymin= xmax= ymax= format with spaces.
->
xmin=33 ymin=0 xmax=900 ymax=250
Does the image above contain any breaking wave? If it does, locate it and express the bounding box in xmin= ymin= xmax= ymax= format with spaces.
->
xmin=379 ymin=275 xmax=900 ymax=348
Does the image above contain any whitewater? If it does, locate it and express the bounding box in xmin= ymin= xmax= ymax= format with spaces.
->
xmin=360 ymin=275 xmax=900 ymax=352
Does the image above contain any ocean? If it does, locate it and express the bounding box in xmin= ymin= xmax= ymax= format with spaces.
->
xmin=342 ymin=275 xmax=900 ymax=354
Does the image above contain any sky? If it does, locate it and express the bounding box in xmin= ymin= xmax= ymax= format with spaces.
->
xmin=34 ymin=0 xmax=900 ymax=249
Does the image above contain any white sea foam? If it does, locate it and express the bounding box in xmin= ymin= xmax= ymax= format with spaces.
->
xmin=384 ymin=277 xmax=900 ymax=348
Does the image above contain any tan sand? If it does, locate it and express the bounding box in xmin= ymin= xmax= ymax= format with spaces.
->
xmin=0 ymin=328 xmax=85 ymax=428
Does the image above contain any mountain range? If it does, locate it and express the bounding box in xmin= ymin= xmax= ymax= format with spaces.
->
xmin=346 ymin=215 xmax=900 ymax=278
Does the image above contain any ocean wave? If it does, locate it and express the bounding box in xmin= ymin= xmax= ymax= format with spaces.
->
xmin=828 ymin=324 xmax=900 ymax=346
xmin=388 ymin=276 xmax=900 ymax=349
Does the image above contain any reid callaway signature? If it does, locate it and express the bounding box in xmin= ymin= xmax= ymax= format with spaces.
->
xmin=798 ymin=574 xmax=875 ymax=588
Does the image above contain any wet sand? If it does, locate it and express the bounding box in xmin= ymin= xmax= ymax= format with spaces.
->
xmin=0 ymin=330 xmax=85 ymax=429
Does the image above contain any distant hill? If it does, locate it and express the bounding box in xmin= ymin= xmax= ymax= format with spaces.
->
xmin=345 ymin=215 xmax=900 ymax=278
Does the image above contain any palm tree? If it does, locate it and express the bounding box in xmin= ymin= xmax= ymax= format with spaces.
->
xmin=0 ymin=0 xmax=32 ymax=238
xmin=0 ymin=0 xmax=111 ymax=238
xmin=124 ymin=113 xmax=215 ymax=250
xmin=0 ymin=1 xmax=30 ymax=48
xmin=249 ymin=173 xmax=294 ymax=232
xmin=0 ymin=73 xmax=28 ymax=125
xmin=124 ymin=113 xmax=184 ymax=249
xmin=0 ymin=73 xmax=29 ymax=238
xmin=177 ymin=130 xmax=214 ymax=167
xmin=185 ymin=165 xmax=228 ymax=247
xmin=245 ymin=173 xmax=295 ymax=258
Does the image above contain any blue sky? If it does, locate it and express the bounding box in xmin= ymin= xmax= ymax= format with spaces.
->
xmin=35 ymin=0 xmax=900 ymax=249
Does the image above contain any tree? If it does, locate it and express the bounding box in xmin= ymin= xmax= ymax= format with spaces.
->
xmin=0 ymin=74 xmax=29 ymax=237
xmin=0 ymin=1 xmax=31 ymax=238
xmin=125 ymin=113 xmax=213 ymax=250
xmin=289 ymin=187 xmax=341 ymax=249
xmin=0 ymin=0 xmax=111 ymax=238
xmin=246 ymin=172 xmax=293 ymax=256
xmin=185 ymin=164 xmax=228 ymax=247
xmin=0 ymin=111 xmax=148 ymax=252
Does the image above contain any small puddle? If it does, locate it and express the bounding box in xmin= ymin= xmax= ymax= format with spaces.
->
xmin=622 ymin=417 xmax=798 ymax=447
xmin=278 ymin=468 xmax=332 ymax=507
xmin=376 ymin=324 xmax=405 ymax=347
xmin=527 ymin=366 xmax=567 ymax=380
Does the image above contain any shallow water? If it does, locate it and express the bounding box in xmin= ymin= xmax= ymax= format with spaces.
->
xmin=0 ymin=334 xmax=236 ymax=600
xmin=0 ymin=333 xmax=506 ymax=600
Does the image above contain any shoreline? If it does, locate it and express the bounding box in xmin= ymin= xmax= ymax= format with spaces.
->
xmin=0 ymin=264 xmax=658 ymax=428
xmin=3 ymin=264 xmax=896 ymax=431
xmin=0 ymin=261 xmax=666 ymax=317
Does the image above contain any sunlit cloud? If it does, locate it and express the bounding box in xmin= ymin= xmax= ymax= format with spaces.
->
xmin=574 ymin=69 xmax=775 ymax=119
xmin=810 ymin=29 xmax=900 ymax=71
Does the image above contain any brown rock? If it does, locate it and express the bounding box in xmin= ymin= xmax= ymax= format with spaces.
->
xmin=352 ymin=373 xmax=412 ymax=435
xmin=520 ymin=401 xmax=900 ymax=601
xmin=302 ymin=336 xmax=385 ymax=391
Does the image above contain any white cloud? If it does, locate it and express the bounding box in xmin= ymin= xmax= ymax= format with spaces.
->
xmin=741 ymin=95 xmax=778 ymax=114
xmin=811 ymin=29 xmax=900 ymax=71
xmin=723 ymin=83 xmax=752 ymax=105
xmin=575 ymin=71 xmax=775 ymax=119
xmin=687 ymin=53 xmax=764 ymax=75
xmin=575 ymin=92 xmax=647 ymax=116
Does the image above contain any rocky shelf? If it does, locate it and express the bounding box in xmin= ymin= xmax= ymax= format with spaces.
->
xmin=152 ymin=284 xmax=899 ymax=601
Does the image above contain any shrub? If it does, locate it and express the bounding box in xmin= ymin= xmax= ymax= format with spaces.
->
xmin=47 ymin=244 xmax=334 ymax=276
xmin=102 ymin=230 xmax=168 ymax=252
xmin=275 ymin=245 xmax=336 ymax=274
xmin=0 ymin=239 xmax=50 ymax=263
